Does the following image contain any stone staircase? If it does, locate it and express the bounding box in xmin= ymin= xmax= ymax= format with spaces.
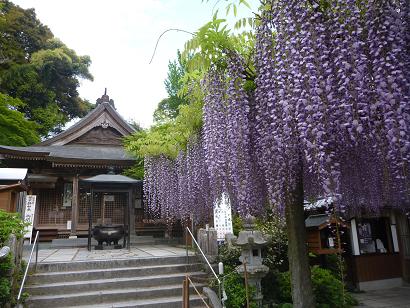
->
xmin=25 ymin=255 xmax=208 ymax=307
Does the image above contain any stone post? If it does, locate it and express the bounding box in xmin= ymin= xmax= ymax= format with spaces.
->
xmin=197 ymin=227 xmax=218 ymax=262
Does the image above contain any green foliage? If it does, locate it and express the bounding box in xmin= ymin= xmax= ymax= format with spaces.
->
xmin=0 ymin=1 xmax=93 ymax=138
xmin=123 ymin=157 xmax=144 ymax=180
xmin=277 ymin=266 xmax=358 ymax=308
xmin=0 ymin=210 xmax=26 ymax=305
xmin=0 ymin=1 xmax=52 ymax=66
xmin=218 ymin=243 xmax=241 ymax=268
xmin=125 ymin=99 xmax=203 ymax=161
xmin=223 ymin=266 xmax=257 ymax=308
xmin=0 ymin=254 xmax=13 ymax=273
xmin=126 ymin=1 xmax=256 ymax=166
xmin=125 ymin=123 xmax=180 ymax=159
xmin=0 ymin=93 xmax=40 ymax=146
xmin=256 ymin=211 xmax=288 ymax=272
xmin=216 ymin=245 xmax=256 ymax=307
xmin=153 ymin=97 xmax=184 ymax=122
xmin=232 ymin=214 xmax=244 ymax=236
xmin=154 ymin=51 xmax=189 ymax=123
xmin=320 ymin=253 xmax=346 ymax=279
xmin=0 ymin=252 xmax=15 ymax=305
xmin=0 ymin=276 xmax=11 ymax=305
xmin=0 ymin=210 xmax=26 ymax=245
xmin=182 ymin=16 xmax=255 ymax=76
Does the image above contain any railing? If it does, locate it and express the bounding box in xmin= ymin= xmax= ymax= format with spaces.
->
xmin=182 ymin=275 xmax=211 ymax=308
xmin=185 ymin=227 xmax=224 ymax=307
xmin=17 ymin=230 xmax=40 ymax=302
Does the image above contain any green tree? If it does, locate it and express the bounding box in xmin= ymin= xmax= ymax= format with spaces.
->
xmin=153 ymin=51 xmax=188 ymax=123
xmin=0 ymin=0 xmax=52 ymax=67
xmin=0 ymin=93 xmax=39 ymax=146
xmin=0 ymin=1 xmax=93 ymax=138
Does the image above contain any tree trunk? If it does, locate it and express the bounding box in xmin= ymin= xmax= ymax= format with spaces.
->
xmin=285 ymin=165 xmax=315 ymax=308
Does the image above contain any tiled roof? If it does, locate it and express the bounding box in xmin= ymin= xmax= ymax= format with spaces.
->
xmin=305 ymin=214 xmax=330 ymax=228
xmin=0 ymin=145 xmax=134 ymax=163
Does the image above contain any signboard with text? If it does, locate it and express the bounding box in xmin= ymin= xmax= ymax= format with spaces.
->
xmin=23 ymin=195 xmax=37 ymax=241
xmin=213 ymin=193 xmax=233 ymax=241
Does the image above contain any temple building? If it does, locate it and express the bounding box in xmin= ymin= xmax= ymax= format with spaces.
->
xmin=0 ymin=91 xmax=154 ymax=240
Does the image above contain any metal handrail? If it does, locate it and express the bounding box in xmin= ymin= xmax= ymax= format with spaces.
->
xmin=185 ymin=227 xmax=223 ymax=306
xmin=187 ymin=275 xmax=211 ymax=308
xmin=17 ymin=231 xmax=40 ymax=301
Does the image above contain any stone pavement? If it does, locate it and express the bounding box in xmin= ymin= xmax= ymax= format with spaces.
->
xmin=23 ymin=244 xmax=193 ymax=263
xmin=354 ymin=286 xmax=410 ymax=307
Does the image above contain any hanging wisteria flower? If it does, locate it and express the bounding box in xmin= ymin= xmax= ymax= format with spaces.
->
xmin=254 ymin=0 xmax=410 ymax=214
xmin=143 ymin=0 xmax=410 ymax=225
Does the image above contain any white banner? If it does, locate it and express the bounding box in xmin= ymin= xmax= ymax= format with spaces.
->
xmin=213 ymin=193 xmax=233 ymax=241
xmin=23 ymin=195 xmax=37 ymax=241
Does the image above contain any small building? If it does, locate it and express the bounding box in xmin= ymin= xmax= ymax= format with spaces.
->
xmin=305 ymin=213 xmax=349 ymax=255
xmin=0 ymin=91 xmax=163 ymax=240
xmin=0 ymin=168 xmax=28 ymax=213
xmin=305 ymin=199 xmax=410 ymax=290
xmin=347 ymin=211 xmax=410 ymax=290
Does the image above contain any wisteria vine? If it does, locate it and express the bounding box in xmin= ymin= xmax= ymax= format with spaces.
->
xmin=144 ymin=0 xmax=410 ymax=222
xmin=254 ymin=0 xmax=410 ymax=214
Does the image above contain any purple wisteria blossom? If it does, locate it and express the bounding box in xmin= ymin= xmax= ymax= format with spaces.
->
xmin=143 ymin=139 xmax=213 ymax=223
xmin=254 ymin=0 xmax=410 ymax=214
xmin=144 ymin=0 xmax=409 ymax=222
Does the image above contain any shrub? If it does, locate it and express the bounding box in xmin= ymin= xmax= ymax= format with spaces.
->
xmin=0 ymin=210 xmax=26 ymax=305
xmin=216 ymin=245 xmax=258 ymax=307
xmin=255 ymin=212 xmax=288 ymax=272
xmin=217 ymin=244 xmax=241 ymax=268
xmin=0 ymin=210 xmax=26 ymax=245
xmin=0 ymin=254 xmax=13 ymax=305
xmin=232 ymin=214 xmax=244 ymax=236
xmin=222 ymin=265 xmax=257 ymax=308
xmin=0 ymin=277 xmax=11 ymax=305
xmin=277 ymin=266 xmax=357 ymax=307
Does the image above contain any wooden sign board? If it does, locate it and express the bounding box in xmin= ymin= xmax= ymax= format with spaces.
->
xmin=23 ymin=195 xmax=37 ymax=242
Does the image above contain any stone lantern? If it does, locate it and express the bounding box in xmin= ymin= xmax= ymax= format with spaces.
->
xmin=233 ymin=215 xmax=269 ymax=307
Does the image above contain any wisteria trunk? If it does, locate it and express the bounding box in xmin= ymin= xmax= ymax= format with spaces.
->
xmin=285 ymin=162 xmax=315 ymax=308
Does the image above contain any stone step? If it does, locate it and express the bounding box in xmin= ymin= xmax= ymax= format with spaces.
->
xmin=129 ymin=235 xmax=154 ymax=240
xmin=26 ymin=271 xmax=207 ymax=295
xmin=26 ymin=284 xmax=205 ymax=307
xmin=49 ymin=236 xmax=182 ymax=248
xmin=62 ymin=295 xmax=206 ymax=308
xmin=51 ymin=238 xmax=98 ymax=248
xmin=28 ymin=263 xmax=202 ymax=284
xmin=32 ymin=255 xmax=193 ymax=272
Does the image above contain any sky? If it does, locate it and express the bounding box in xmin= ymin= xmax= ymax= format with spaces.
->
xmin=13 ymin=0 xmax=257 ymax=128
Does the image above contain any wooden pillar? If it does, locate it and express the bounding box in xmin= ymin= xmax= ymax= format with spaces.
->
xmin=88 ymin=186 xmax=93 ymax=251
xmin=129 ymin=187 xmax=135 ymax=236
xmin=182 ymin=275 xmax=190 ymax=308
xmin=70 ymin=175 xmax=79 ymax=236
